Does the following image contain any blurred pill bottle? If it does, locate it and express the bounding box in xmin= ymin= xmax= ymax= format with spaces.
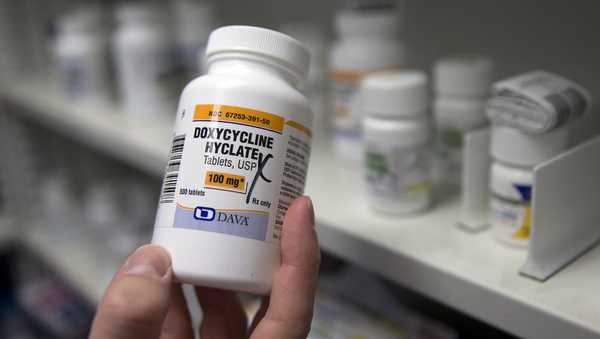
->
xmin=53 ymin=7 xmax=112 ymax=104
xmin=489 ymin=125 xmax=568 ymax=248
xmin=113 ymin=2 xmax=179 ymax=118
xmin=361 ymin=70 xmax=432 ymax=214
xmin=433 ymin=56 xmax=493 ymax=186
xmin=330 ymin=2 xmax=406 ymax=163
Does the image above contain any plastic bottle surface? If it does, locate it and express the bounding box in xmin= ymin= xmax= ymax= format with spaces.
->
xmin=489 ymin=125 xmax=568 ymax=248
xmin=330 ymin=4 xmax=406 ymax=162
xmin=360 ymin=70 xmax=432 ymax=214
xmin=171 ymin=0 xmax=217 ymax=77
xmin=53 ymin=7 xmax=111 ymax=103
xmin=113 ymin=2 xmax=179 ymax=118
xmin=433 ymin=56 xmax=493 ymax=186
xmin=152 ymin=26 xmax=313 ymax=294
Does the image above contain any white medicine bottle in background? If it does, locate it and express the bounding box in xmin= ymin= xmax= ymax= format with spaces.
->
xmin=282 ymin=23 xmax=330 ymax=139
xmin=361 ymin=70 xmax=432 ymax=214
xmin=53 ymin=7 xmax=111 ymax=104
xmin=489 ymin=125 xmax=568 ymax=248
xmin=113 ymin=2 xmax=179 ymax=119
xmin=433 ymin=56 xmax=494 ymax=185
xmin=172 ymin=0 xmax=217 ymax=78
xmin=330 ymin=1 xmax=407 ymax=162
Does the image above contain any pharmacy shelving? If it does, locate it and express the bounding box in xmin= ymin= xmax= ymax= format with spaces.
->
xmin=2 ymin=80 xmax=600 ymax=339
xmin=0 ymin=80 xmax=171 ymax=176
xmin=306 ymin=153 xmax=600 ymax=339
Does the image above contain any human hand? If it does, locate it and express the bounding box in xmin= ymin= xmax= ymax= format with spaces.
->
xmin=89 ymin=196 xmax=320 ymax=339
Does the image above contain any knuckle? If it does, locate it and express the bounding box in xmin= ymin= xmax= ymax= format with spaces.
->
xmin=102 ymin=291 xmax=145 ymax=324
xmin=100 ymin=281 xmax=165 ymax=326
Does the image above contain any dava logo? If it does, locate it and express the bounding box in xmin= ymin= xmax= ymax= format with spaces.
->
xmin=194 ymin=206 xmax=250 ymax=226
xmin=194 ymin=206 xmax=215 ymax=221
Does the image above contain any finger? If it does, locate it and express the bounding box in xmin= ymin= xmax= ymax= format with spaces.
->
xmin=251 ymin=196 xmax=320 ymax=339
xmin=160 ymin=284 xmax=194 ymax=339
xmin=196 ymin=287 xmax=247 ymax=339
xmin=90 ymin=245 xmax=173 ymax=339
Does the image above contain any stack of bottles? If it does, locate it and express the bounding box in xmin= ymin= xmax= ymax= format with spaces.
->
xmin=323 ymin=2 xmax=593 ymax=253
xmin=486 ymin=70 xmax=590 ymax=248
xmin=330 ymin=0 xmax=406 ymax=162
xmin=350 ymin=57 xmax=494 ymax=216
xmin=50 ymin=1 xmax=219 ymax=120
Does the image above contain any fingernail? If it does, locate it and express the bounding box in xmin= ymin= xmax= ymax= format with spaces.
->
xmin=124 ymin=245 xmax=171 ymax=279
xmin=305 ymin=196 xmax=315 ymax=226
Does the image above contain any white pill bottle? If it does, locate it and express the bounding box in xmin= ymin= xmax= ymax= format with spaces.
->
xmin=361 ymin=71 xmax=432 ymax=214
xmin=330 ymin=5 xmax=406 ymax=162
xmin=113 ymin=3 xmax=177 ymax=118
xmin=53 ymin=7 xmax=111 ymax=103
xmin=153 ymin=26 xmax=313 ymax=294
xmin=489 ymin=125 xmax=568 ymax=248
xmin=433 ymin=56 xmax=493 ymax=185
xmin=171 ymin=0 xmax=217 ymax=77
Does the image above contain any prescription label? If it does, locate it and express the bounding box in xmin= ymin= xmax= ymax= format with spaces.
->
xmin=433 ymin=127 xmax=464 ymax=183
xmin=155 ymin=104 xmax=311 ymax=243
xmin=364 ymin=143 xmax=431 ymax=201
xmin=490 ymin=184 xmax=532 ymax=243
xmin=331 ymin=69 xmax=363 ymax=140
xmin=331 ymin=67 xmax=402 ymax=142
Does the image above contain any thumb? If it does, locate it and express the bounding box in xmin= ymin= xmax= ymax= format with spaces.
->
xmin=90 ymin=245 xmax=172 ymax=339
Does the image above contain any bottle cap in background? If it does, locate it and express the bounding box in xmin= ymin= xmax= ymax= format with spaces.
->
xmin=205 ymin=25 xmax=310 ymax=79
xmin=59 ymin=6 xmax=105 ymax=33
xmin=116 ymin=2 xmax=163 ymax=24
xmin=490 ymin=124 xmax=569 ymax=167
xmin=360 ymin=70 xmax=429 ymax=117
xmin=172 ymin=0 xmax=217 ymax=40
xmin=434 ymin=56 xmax=494 ymax=97
xmin=334 ymin=8 xmax=401 ymax=36
xmin=172 ymin=0 xmax=216 ymax=21
xmin=280 ymin=22 xmax=329 ymax=56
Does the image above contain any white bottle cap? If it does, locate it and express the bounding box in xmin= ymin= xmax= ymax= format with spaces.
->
xmin=491 ymin=125 xmax=569 ymax=167
xmin=206 ymin=25 xmax=310 ymax=79
xmin=334 ymin=9 xmax=401 ymax=37
xmin=59 ymin=7 xmax=104 ymax=33
xmin=173 ymin=0 xmax=215 ymax=19
xmin=116 ymin=2 xmax=163 ymax=24
xmin=359 ymin=70 xmax=429 ymax=117
xmin=173 ymin=0 xmax=216 ymax=38
xmin=434 ymin=56 xmax=494 ymax=97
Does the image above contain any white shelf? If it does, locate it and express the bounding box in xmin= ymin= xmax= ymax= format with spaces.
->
xmin=306 ymin=150 xmax=600 ymax=339
xmin=0 ymin=80 xmax=172 ymax=176
xmin=2 ymin=81 xmax=600 ymax=339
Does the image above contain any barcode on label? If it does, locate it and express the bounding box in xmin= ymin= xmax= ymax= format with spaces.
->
xmin=159 ymin=135 xmax=185 ymax=204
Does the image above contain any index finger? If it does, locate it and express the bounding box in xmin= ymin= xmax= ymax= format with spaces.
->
xmin=250 ymin=196 xmax=320 ymax=339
